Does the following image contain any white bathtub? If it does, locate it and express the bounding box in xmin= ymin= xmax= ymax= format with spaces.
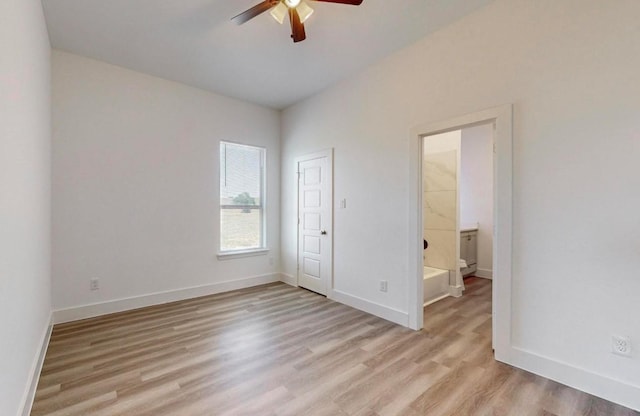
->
xmin=423 ymin=266 xmax=450 ymax=306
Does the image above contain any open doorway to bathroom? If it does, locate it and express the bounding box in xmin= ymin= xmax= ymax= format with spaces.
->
xmin=422 ymin=123 xmax=494 ymax=307
xmin=408 ymin=105 xmax=513 ymax=359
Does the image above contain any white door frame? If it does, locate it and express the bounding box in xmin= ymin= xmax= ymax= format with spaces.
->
xmin=408 ymin=105 xmax=513 ymax=361
xmin=295 ymin=149 xmax=334 ymax=297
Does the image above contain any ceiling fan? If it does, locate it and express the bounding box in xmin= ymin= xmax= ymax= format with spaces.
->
xmin=232 ymin=0 xmax=363 ymax=43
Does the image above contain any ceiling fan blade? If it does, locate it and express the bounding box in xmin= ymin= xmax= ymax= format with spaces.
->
xmin=231 ymin=0 xmax=279 ymax=25
xmin=312 ymin=0 xmax=363 ymax=5
xmin=289 ymin=8 xmax=306 ymax=43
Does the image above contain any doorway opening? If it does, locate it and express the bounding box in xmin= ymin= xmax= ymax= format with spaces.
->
xmin=421 ymin=123 xmax=494 ymax=306
xmin=408 ymin=105 xmax=513 ymax=360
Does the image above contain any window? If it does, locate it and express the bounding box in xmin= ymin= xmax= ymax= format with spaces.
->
xmin=219 ymin=141 xmax=266 ymax=254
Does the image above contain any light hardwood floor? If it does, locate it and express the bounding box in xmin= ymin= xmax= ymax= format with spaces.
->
xmin=32 ymin=278 xmax=638 ymax=415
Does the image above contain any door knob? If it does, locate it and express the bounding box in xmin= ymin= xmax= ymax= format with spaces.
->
xmin=321 ymin=230 xmax=327 ymax=235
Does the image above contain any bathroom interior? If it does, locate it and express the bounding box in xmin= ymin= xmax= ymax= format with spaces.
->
xmin=422 ymin=123 xmax=494 ymax=306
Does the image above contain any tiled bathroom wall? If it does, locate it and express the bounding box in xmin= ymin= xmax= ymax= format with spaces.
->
xmin=423 ymin=133 xmax=459 ymax=271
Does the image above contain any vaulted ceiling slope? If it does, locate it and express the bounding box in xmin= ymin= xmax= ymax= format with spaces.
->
xmin=43 ymin=0 xmax=493 ymax=109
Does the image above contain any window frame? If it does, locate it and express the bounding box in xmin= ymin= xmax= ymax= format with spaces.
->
xmin=217 ymin=141 xmax=268 ymax=259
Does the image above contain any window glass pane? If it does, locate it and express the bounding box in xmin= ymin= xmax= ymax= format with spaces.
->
xmin=220 ymin=142 xmax=265 ymax=252
xmin=220 ymin=208 xmax=261 ymax=251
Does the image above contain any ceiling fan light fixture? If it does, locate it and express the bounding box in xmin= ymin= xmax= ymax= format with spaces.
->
xmin=284 ymin=0 xmax=301 ymax=7
xmin=233 ymin=0 xmax=363 ymax=43
xmin=269 ymin=2 xmax=288 ymax=24
xmin=296 ymin=1 xmax=314 ymax=23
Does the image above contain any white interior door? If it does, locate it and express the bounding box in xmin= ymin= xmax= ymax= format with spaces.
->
xmin=297 ymin=151 xmax=332 ymax=295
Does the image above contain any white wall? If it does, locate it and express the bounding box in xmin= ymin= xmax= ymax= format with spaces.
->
xmin=423 ymin=131 xmax=461 ymax=154
xmin=0 ymin=0 xmax=52 ymax=414
xmin=461 ymin=123 xmax=493 ymax=277
xmin=52 ymin=51 xmax=280 ymax=316
xmin=281 ymin=0 xmax=640 ymax=409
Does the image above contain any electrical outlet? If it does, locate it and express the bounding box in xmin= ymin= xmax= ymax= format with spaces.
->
xmin=611 ymin=335 xmax=631 ymax=357
xmin=379 ymin=280 xmax=388 ymax=292
xmin=269 ymin=257 xmax=274 ymax=266
xmin=90 ymin=278 xmax=99 ymax=291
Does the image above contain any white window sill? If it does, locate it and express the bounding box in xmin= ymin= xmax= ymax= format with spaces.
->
xmin=217 ymin=248 xmax=269 ymax=260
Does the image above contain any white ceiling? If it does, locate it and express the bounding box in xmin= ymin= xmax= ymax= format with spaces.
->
xmin=42 ymin=0 xmax=493 ymax=109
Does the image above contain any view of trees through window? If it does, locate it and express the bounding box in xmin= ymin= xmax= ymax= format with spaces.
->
xmin=219 ymin=142 xmax=265 ymax=251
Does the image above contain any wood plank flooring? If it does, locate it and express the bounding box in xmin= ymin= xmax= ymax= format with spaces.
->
xmin=31 ymin=278 xmax=638 ymax=415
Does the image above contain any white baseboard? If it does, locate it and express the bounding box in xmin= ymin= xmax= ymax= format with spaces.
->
xmin=53 ymin=273 xmax=281 ymax=324
xmin=279 ymin=276 xmax=408 ymax=327
xmin=475 ymin=268 xmax=493 ymax=279
xmin=499 ymin=347 xmax=640 ymax=412
xmin=423 ymin=294 xmax=450 ymax=307
xmin=279 ymin=273 xmax=297 ymax=287
xmin=19 ymin=313 xmax=53 ymax=416
xmin=329 ymin=289 xmax=409 ymax=327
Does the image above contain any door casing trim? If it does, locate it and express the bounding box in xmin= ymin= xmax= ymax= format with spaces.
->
xmin=408 ymin=105 xmax=513 ymax=362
